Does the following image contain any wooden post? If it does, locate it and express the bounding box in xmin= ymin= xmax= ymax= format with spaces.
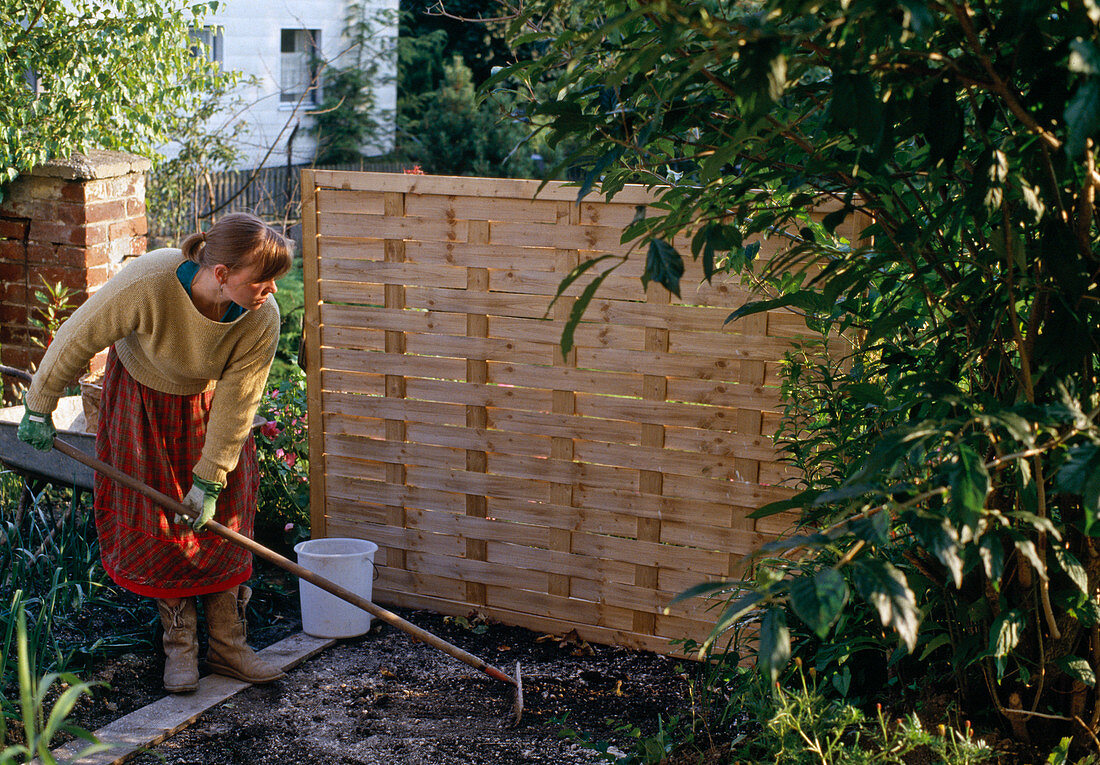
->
xmin=465 ymin=218 xmax=490 ymax=607
xmin=635 ymin=283 xmax=670 ymax=636
xmin=383 ymin=191 xmax=408 ymax=572
xmin=549 ymin=201 xmax=580 ymax=601
xmin=301 ymin=169 xmax=328 ymax=538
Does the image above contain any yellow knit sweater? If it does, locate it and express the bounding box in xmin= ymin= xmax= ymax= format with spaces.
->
xmin=26 ymin=248 xmax=281 ymax=485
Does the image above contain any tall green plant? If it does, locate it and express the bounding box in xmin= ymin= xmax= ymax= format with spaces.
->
xmin=309 ymin=1 xmax=397 ymax=164
xmin=497 ymin=0 xmax=1100 ymax=747
xmin=0 ymin=0 xmax=232 ymax=198
xmin=0 ymin=603 xmax=106 ymax=765
xmin=410 ymin=54 xmax=540 ymax=178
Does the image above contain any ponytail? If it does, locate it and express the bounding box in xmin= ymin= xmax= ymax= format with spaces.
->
xmin=181 ymin=231 xmax=206 ymax=263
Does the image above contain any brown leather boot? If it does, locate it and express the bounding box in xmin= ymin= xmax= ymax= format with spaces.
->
xmin=156 ymin=597 xmax=199 ymax=693
xmin=202 ymin=585 xmax=285 ymax=684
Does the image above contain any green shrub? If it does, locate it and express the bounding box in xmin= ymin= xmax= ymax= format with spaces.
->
xmin=407 ymin=55 xmax=541 ymax=179
xmin=255 ymin=370 xmax=310 ymax=553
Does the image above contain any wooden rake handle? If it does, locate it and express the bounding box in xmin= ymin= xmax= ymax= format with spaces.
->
xmin=0 ymin=364 xmax=517 ymax=689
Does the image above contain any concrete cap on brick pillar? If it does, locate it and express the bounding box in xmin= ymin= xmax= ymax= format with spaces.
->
xmin=32 ymin=150 xmax=152 ymax=180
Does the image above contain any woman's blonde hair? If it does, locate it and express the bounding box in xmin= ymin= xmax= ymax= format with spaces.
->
xmin=181 ymin=212 xmax=292 ymax=282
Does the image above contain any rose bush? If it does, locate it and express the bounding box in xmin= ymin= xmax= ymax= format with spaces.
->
xmin=254 ymin=369 xmax=310 ymax=552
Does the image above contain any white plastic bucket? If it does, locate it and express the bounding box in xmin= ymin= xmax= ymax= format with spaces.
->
xmin=294 ymin=537 xmax=379 ymax=638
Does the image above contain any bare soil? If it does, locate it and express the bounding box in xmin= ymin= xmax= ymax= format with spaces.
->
xmin=56 ymin=568 xmax=696 ymax=764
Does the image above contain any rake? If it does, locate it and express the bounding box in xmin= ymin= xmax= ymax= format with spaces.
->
xmin=0 ymin=364 xmax=523 ymax=725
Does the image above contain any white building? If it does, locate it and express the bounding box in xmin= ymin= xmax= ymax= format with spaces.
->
xmin=182 ymin=0 xmax=398 ymax=169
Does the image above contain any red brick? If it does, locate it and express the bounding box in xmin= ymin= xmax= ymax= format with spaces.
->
xmin=85 ymin=263 xmax=109 ymax=289
xmin=82 ymin=222 xmax=110 ymax=246
xmin=0 ymin=199 xmax=36 ymax=219
xmin=28 ymin=176 xmax=65 ymax=201
xmin=27 ymin=219 xmax=76 ymax=245
xmin=126 ymin=198 xmax=146 ymax=217
xmin=0 ymin=218 xmax=28 ymax=240
xmin=53 ymin=201 xmax=89 ymax=226
xmin=0 ymin=261 xmax=24 ymax=283
xmin=81 ymin=244 xmax=111 ymax=269
xmin=47 ymin=245 xmax=95 ymax=268
xmin=26 ymin=242 xmax=59 ymax=265
xmin=0 ymin=303 xmax=28 ymax=325
xmin=31 ymin=265 xmax=90 ymax=292
xmin=109 ymin=218 xmax=146 ymax=239
xmin=60 ymin=183 xmax=87 ymax=203
xmin=85 ymin=199 xmax=128 ymax=224
xmin=131 ymin=236 xmax=148 ymax=256
xmin=0 ymin=280 xmax=27 ymax=303
xmin=0 ymin=240 xmax=25 ymax=262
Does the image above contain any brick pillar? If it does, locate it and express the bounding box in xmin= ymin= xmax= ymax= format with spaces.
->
xmin=0 ymin=150 xmax=151 ymax=403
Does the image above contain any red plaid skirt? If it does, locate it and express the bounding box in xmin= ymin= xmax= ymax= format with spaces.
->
xmin=94 ymin=348 xmax=257 ymax=598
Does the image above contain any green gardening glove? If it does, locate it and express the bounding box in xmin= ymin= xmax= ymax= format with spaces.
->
xmin=175 ymin=475 xmax=223 ymax=531
xmin=17 ymin=395 xmax=56 ymax=451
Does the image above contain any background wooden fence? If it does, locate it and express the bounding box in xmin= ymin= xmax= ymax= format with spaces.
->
xmin=301 ymin=170 xmax=856 ymax=654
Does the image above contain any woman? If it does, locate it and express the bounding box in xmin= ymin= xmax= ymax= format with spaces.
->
xmin=18 ymin=212 xmax=292 ymax=693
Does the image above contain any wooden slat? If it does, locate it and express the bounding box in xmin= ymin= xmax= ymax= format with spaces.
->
xmin=318 ymin=279 xmax=385 ymax=306
xmin=405 ymin=240 xmax=559 ymax=271
xmin=490 ymin=268 xmax=645 ymax=300
xmin=319 ymin=211 xmax=469 ymax=242
xmin=403 ymin=193 xmax=563 ymax=224
xmin=489 ymin=219 xmax=636 ymax=251
xmin=321 ymin=348 xmax=467 ymax=380
xmin=311 ymin=169 xmax=658 ymax=204
xmin=321 ymin=304 xmax=465 ymax=335
xmin=316 ymin=188 xmax=386 ymax=215
xmin=318 ymin=258 xmax=467 ymax=289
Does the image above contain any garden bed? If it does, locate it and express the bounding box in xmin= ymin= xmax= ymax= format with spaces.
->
xmin=50 ymin=573 xmax=696 ymax=764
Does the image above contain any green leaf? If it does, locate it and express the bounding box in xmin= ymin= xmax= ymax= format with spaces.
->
xmin=789 ymin=569 xmax=849 ymax=639
xmin=559 ymin=268 xmax=613 ymax=358
xmin=989 ymin=609 xmax=1026 ymax=678
xmin=950 ymin=444 xmax=989 ymax=529
xmin=711 ymin=592 xmax=765 ymax=636
xmin=1014 ymin=538 xmax=1049 ymax=582
xmin=919 ymin=633 xmax=952 ymax=661
xmin=642 ymin=238 xmax=684 ymax=297
xmin=1055 ymin=443 xmax=1100 ymax=533
xmin=828 ymin=72 xmax=882 ymax=147
xmin=1065 ymin=78 xmax=1100 ymax=160
xmin=747 ymin=489 xmax=817 ymax=519
xmin=671 ymin=579 xmax=737 ymax=605
xmin=979 ymin=533 xmax=1004 ymax=582
xmin=1057 ymin=656 xmax=1097 ymax=688
xmin=852 ymin=559 xmax=921 ymax=652
xmin=1053 ymin=547 xmax=1089 ymax=597
xmin=758 ymin=608 xmax=791 ymax=683
xmin=1070 ymin=39 xmax=1100 ymax=76
xmin=725 ymin=290 xmax=829 ymax=324
xmin=1072 ymin=598 xmax=1100 ymax=628
xmin=911 ymin=516 xmax=963 ymax=588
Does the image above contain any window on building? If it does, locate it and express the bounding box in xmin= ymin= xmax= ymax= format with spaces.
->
xmin=189 ymin=26 xmax=224 ymax=63
xmin=280 ymin=28 xmax=321 ymax=104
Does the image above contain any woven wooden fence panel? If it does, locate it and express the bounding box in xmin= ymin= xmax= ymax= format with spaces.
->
xmin=301 ymin=170 xmax=857 ymax=654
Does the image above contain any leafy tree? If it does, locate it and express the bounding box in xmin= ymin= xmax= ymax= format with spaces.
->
xmin=146 ymin=74 xmax=253 ymax=243
xmin=400 ymin=0 xmax=517 ymax=85
xmin=0 ymin=0 xmax=231 ymax=197
xmin=309 ymin=1 xmax=397 ymax=164
xmin=498 ymin=0 xmax=1100 ymax=748
xmin=409 ymin=54 xmax=540 ymax=178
